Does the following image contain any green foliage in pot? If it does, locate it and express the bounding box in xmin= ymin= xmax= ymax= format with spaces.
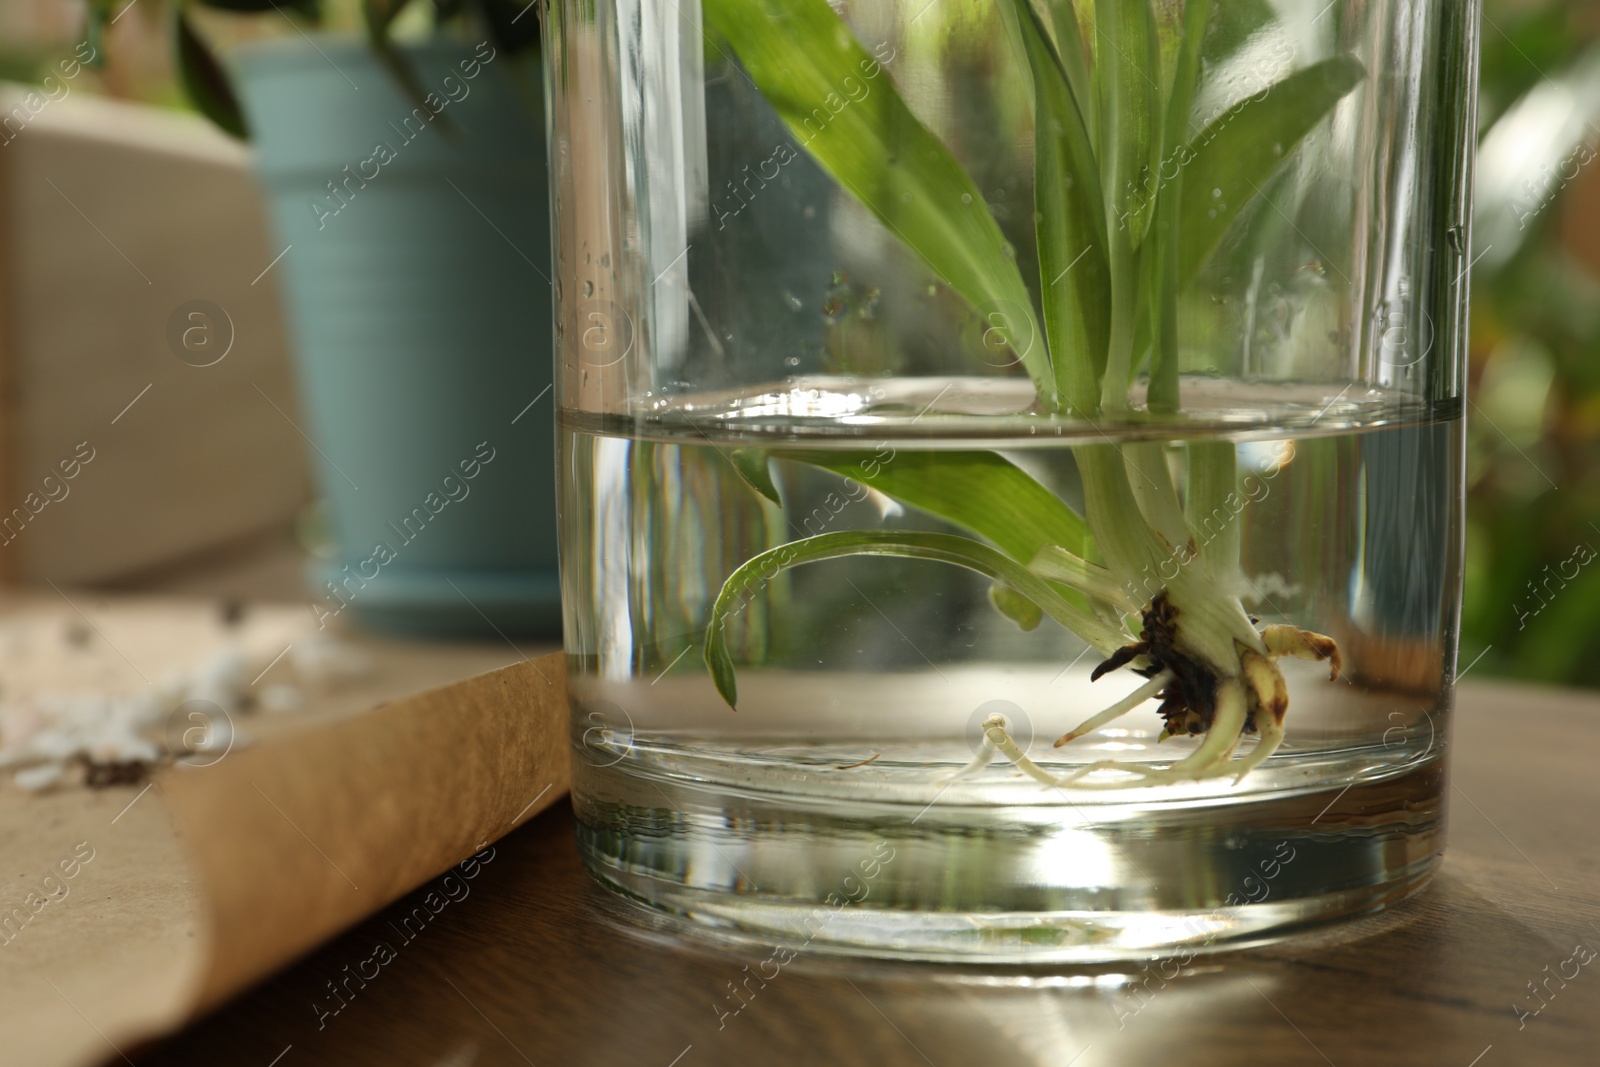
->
xmin=79 ymin=0 xmax=542 ymax=139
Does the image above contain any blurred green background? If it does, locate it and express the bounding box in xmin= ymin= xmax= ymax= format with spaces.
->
xmin=4 ymin=0 xmax=1599 ymax=686
xmin=1463 ymin=0 xmax=1600 ymax=687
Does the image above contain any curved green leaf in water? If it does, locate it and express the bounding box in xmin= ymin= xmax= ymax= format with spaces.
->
xmin=772 ymin=448 xmax=1093 ymax=563
xmin=727 ymin=448 xmax=783 ymax=506
xmin=704 ymin=531 xmax=1128 ymax=708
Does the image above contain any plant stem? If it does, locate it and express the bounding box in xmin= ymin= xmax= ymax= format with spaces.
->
xmin=1185 ymin=440 xmax=1244 ymax=589
xmin=1076 ymin=442 xmax=1262 ymax=678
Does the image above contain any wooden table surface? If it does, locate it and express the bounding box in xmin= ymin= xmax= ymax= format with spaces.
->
xmin=140 ymin=678 xmax=1600 ymax=1067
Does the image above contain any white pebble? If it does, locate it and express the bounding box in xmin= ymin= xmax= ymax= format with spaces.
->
xmin=259 ymin=684 xmax=305 ymax=713
xmin=14 ymin=762 xmax=65 ymax=792
xmin=0 ymin=703 xmax=43 ymax=749
xmin=157 ymin=669 xmax=189 ymax=705
xmin=187 ymin=646 xmax=250 ymax=709
xmin=54 ymin=694 xmax=111 ymax=734
xmin=86 ymin=728 xmax=160 ymax=765
xmin=29 ymin=728 xmax=84 ymax=762
xmin=111 ymin=691 xmax=170 ymax=733
xmin=291 ymin=635 xmax=371 ymax=686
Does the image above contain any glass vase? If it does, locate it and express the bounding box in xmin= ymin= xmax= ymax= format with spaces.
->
xmin=546 ymin=0 xmax=1479 ymax=961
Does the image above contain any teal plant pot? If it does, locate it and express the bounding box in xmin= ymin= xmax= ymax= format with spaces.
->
xmin=235 ymin=38 xmax=557 ymax=637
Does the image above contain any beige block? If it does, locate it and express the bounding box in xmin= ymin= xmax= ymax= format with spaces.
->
xmin=0 ymin=84 xmax=307 ymax=585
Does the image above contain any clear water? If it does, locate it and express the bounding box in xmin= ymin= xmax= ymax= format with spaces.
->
xmin=559 ymin=379 xmax=1461 ymax=961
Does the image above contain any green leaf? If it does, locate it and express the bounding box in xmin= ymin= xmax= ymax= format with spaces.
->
xmin=1183 ymin=440 xmax=1240 ymax=580
xmin=469 ymin=0 xmax=542 ymax=57
xmin=704 ymin=531 xmax=1129 ymax=708
xmin=1162 ymin=0 xmax=1213 ymax=153
xmin=1028 ymin=544 xmax=1136 ymax=611
xmin=1095 ymin=0 xmax=1161 ymax=246
xmin=1518 ymin=561 xmax=1600 ymax=681
xmin=773 ymin=448 xmax=1093 ymax=563
xmin=989 ymin=583 xmax=1044 ymax=631
xmin=195 ymin=0 xmax=321 ymax=16
xmin=1202 ymin=0 xmax=1277 ymax=64
xmin=727 ymin=448 xmax=783 ymax=506
xmin=172 ymin=8 xmax=248 ymax=139
xmin=1043 ymin=0 xmax=1094 ymax=140
xmin=82 ymin=3 xmax=109 ymax=70
xmin=1177 ymin=56 xmax=1366 ymax=288
xmin=363 ymin=0 xmax=451 ymax=134
xmin=1145 ymin=0 xmax=1213 ymax=413
xmin=703 ymin=0 xmax=1053 ymax=406
xmin=1092 ymin=0 xmax=1161 ymax=409
xmin=1140 ymin=207 xmax=1180 ymax=411
xmin=1008 ymin=0 xmax=1111 ymax=416
xmin=363 ymin=0 xmax=414 ymax=37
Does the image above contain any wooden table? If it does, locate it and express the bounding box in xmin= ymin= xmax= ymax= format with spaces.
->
xmin=141 ymin=679 xmax=1600 ymax=1067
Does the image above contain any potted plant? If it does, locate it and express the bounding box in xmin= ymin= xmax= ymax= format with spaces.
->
xmin=98 ymin=0 xmax=560 ymax=637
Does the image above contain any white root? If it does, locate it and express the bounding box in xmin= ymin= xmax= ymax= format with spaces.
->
xmin=958 ymin=624 xmax=1339 ymax=790
xmin=1053 ymin=671 xmax=1174 ymax=747
xmin=1166 ymin=675 xmax=1248 ymax=774
xmin=1229 ymin=712 xmax=1285 ymax=784
xmin=1052 ymin=676 xmax=1250 ymax=788
xmin=977 ymin=713 xmax=1066 ymax=787
xmin=945 ymin=672 xmax=1175 ymax=786
xmin=943 ymin=731 xmax=999 ymax=782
